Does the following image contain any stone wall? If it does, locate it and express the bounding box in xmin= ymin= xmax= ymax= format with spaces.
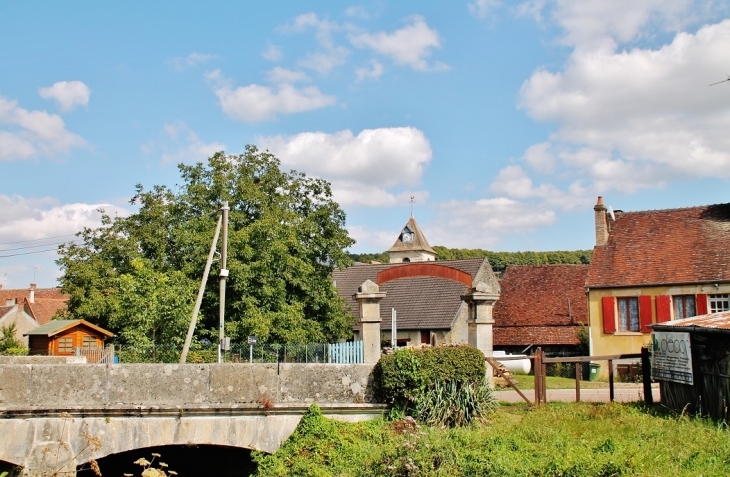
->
xmin=0 ymin=363 xmax=376 ymax=408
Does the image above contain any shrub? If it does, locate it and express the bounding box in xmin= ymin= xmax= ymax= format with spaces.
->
xmin=373 ymin=345 xmax=487 ymax=417
xmin=416 ymin=380 xmax=497 ymax=427
xmin=1 ymin=347 xmax=29 ymax=356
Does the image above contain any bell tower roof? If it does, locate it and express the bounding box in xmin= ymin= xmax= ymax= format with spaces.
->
xmin=387 ymin=217 xmax=436 ymax=256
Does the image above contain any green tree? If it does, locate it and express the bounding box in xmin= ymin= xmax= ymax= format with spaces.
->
xmin=57 ymin=147 xmax=355 ymax=345
xmin=0 ymin=323 xmax=23 ymax=351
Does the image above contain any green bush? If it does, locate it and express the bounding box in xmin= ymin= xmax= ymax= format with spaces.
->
xmin=373 ymin=345 xmax=486 ymax=412
xmin=1 ymin=347 xmax=29 ymax=356
xmin=416 ymin=380 xmax=497 ymax=427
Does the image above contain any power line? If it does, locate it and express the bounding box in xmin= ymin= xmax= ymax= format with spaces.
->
xmin=0 ymin=239 xmax=81 ymax=253
xmin=0 ymin=234 xmax=78 ymax=246
xmin=0 ymin=247 xmax=62 ymax=258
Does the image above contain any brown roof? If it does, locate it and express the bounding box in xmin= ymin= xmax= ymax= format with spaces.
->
xmin=0 ymin=286 xmax=69 ymax=325
xmin=334 ymin=258 xmax=488 ymax=330
xmin=493 ymin=265 xmax=588 ymax=346
xmin=386 ymin=217 xmax=436 ymax=255
xmin=0 ymin=306 xmax=14 ymax=320
xmin=587 ymin=203 xmax=730 ymax=288
xmin=650 ymin=310 xmax=730 ymax=334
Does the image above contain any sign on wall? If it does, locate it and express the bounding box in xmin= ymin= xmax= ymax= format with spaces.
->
xmin=651 ymin=331 xmax=693 ymax=385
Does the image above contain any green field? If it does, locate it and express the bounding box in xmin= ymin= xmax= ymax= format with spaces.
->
xmin=253 ymin=402 xmax=730 ymax=476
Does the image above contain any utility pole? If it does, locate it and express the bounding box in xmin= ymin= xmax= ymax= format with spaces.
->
xmin=180 ymin=214 xmax=222 ymax=364
xmin=218 ymin=201 xmax=229 ymax=364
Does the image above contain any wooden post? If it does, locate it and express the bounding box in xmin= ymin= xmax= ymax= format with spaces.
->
xmin=534 ymin=347 xmax=542 ymax=406
xmin=575 ymin=363 xmax=581 ymax=402
xmin=641 ymin=346 xmax=653 ymax=405
xmin=608 ymin=358 xmax=615 ymax=402
xmin=541 ymin=348 xmax=547 ymax=405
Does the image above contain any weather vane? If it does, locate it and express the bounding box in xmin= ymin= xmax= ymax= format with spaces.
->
xmin=409 ymin=196 xmax=415 ymax=218
xmin=709 ymin=75 xmax=730 ymax=86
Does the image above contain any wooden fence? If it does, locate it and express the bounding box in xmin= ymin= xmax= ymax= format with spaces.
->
xmin=75 ymin=344 xmax=115 ymax=364
xmin=489 ymin=347 xmax=653 ymax=407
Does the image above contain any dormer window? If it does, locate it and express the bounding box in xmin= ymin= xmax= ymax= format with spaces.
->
xmin=401 ymin=226 xmax=414 ymax=244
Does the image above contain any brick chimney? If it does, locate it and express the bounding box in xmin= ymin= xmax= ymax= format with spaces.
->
xmin=594 ymin=196 xmax=609 ymax=246
xmin=29 ymin=283 xmax=36 ymax=304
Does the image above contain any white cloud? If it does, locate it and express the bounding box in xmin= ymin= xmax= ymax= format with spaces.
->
xmin=347 ymin=225 xmax=400 ymax=252
xmin=469 ymin=0 xmax=501 ymax=19
xmin=266 ymin=67 xmax=310 ymax=84
xmin=259 ymin=127 xmax=433 ymax=207
xmin=349 ymin=16 xmax=449 ymax=71
xmin=345 ymin=6 xmax=371 ymax=19
xmin=207 ymin=69 xmax=336 ymax=122
xmin=299 ymin=46 xmax=350 ymax=74
xmin=167 ymin=52 xmax=218 ymax=70
xmin=0 ymin=96 xmax=87 ymax=160
xmin=142 ymin=121 xmax=225 ymax=164
xmin=281 ymin=13 xmax=351 ymax=75
xmin=262 ymin=45 xmax=283 ymax=61
xmin=428 ymin=197 xmax=558 ymax=248
xmin=356 ymin=60 xmax=384 ymax=81
xmin=517 ymin=18 xmax=730 ymax=193
xmin=38 ymin=81 xmax=90 ymax=112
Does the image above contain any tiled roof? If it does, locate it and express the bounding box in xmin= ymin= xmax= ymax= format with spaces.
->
xmin=334 ymin=258 xmax=487 ymax=330
xmin=0 ymin=287 xmax=69 ymax=325
xmin=24 ymin=319 xmax=113 ymax=337
xmin=493 ymin=265 xmax=588 ymax=346
xmin=0 ymin=306 xmax=14 ymax=320
xmin=587 ymin=203 xmax=730 ymax=288
xmin=386 ymin=217 xmax=436 ymax=254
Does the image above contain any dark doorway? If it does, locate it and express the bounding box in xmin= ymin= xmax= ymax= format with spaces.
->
xmin=81 ymin=444 xmax=257 ymax=477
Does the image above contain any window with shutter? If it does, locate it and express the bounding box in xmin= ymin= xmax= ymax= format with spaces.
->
xmin=617 ymin=297 xmax=640 ymax=331
xmin=673 ymin=295 xmax=696 ymax=319
xmin=639 ymin=295 xmax=653 ymax=332
xmin=656 ymin=295 xmax=671 ymax=322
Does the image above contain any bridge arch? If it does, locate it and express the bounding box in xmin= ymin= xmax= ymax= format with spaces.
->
xmin=377 ymin=263 xmax=472 ymax=287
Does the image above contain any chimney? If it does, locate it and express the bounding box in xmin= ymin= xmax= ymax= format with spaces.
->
xmin=29 ymin=283 xmax=36 ymax=304
xmin=594 ymin=196 xmax=609 ymax=246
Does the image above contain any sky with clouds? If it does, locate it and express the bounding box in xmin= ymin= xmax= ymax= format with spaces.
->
xmin=1 ymin=1 xmax=730 ymax=289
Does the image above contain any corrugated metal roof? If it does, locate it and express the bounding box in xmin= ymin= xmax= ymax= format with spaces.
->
xmin=649 ymin=310 xmax=730 ymax=333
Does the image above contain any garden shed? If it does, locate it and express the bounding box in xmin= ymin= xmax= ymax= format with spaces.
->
xmin=649 ymin=311 xmax=730 ymax=420
xmin=24 ymin=319 xmax=113 ymax=356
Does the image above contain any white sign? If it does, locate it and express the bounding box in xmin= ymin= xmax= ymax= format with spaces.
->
xmin=651 ymin=331 xmax=693 ymax=385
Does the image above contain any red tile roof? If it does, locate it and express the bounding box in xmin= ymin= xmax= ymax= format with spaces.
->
xmin=334 ymin=258 xmax=488 ymax=330
xmin=0 ymin=287 xmax=69 ymax=325
xmin=587 ymin=203 xmax=730 ymax=288
xmin=493 ymin=265 xmax=588 ymax=346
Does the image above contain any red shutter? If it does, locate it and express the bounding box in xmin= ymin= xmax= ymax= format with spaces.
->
xmin=602 ymin=296 xmax=616 ymax=334
xmin=656 ymin=295 xmax=671 ymax=322
xmin=639 ymin=295 xmax=653 ymax=332
xmin=696 ymin=293 xmax=708 ymax=315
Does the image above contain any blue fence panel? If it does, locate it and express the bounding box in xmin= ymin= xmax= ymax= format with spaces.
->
xmin=328 ymin=340 xmax=363 ymax=364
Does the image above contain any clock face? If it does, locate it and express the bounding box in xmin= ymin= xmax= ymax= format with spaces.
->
xmin=402 ymin=232 xmax=414 ymax=243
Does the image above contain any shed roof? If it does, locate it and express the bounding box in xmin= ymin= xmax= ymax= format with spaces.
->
xmin=649 ymin=310 xmax=730 ymax=334
xmin=587 ymin=203 xmax=730 ymax=288
xmin=334 ymin=258 xmax=489 ymax=330
xmin=493 ymin=265 xmax=588 ymax=346
xmin=24 ymin=319 xmax=113 ymax=337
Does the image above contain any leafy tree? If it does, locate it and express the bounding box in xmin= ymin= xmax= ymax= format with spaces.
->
xmin=57 ymin=147 xmax=355 ymax=345
xmin=0 ymin=323 xmax=23 ymax=351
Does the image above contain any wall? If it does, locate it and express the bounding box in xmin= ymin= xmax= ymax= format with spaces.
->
xmin=588 ymin=283 xmax=730 ymax=360
xmin=388 ymin=251 xmax=435 ymax=263
xmin=0 ymin=362 xmax=376 ymax=408
xmin=0 ymin=308 xmax=38 ymax=347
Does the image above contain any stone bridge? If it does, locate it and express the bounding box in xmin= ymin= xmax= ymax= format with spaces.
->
xmin=0 ymin=362 xmax=385 ymax=475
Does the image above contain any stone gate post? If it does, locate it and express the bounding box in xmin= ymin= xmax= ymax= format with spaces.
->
xmin=461 ymin=282 xmax=499 ymax=383
xmin=354 ymin=280 xmax=386 ymax=363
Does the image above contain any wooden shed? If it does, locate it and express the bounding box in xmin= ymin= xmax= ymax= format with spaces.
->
xmin=649 ymin=311 xmax=730 ymax=420
xmin=24 ymin=320 xmax=113 ymax=356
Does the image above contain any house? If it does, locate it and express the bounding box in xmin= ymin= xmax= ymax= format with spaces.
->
xmin=24 ymin=319 xmax=113 ymax=356
xmin=0 ymin=304 xmax=40 ymax=347
xmin=493 ymin=264 xmax=589 ymax=356
xmin=586 ymin=197 xmax=730 ymax=358
xmin=0 ymin=283 xmax=68 ymax=346
xmin=335 ymin=217 xmax=500 ymax=347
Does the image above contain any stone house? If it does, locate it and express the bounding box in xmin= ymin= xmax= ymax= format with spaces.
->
xmin=0 ymin=284 xmax=69 ymax=346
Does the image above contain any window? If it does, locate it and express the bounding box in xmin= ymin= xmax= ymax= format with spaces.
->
xmin=709 ymin=294 xmax=730 ymax=313
xmin=82 ymin=335 xmax=97 ymax=349
xmin=618 ymin=297 xmax=639 ymax=331
xmin=58 ymin=337 xmax=73 ymax=353
xmin=402 ymin=257 xmax=411 ymax=263
xmin=673 ymin=295 xmax=696 ymax=319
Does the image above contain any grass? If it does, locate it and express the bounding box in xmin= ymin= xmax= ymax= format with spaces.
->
xmin=253 ymin=402 xmax=730 ymax=476
xmin=499 ymin=375 xmax=612 ymax=390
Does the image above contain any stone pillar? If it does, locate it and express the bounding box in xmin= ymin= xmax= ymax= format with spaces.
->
xmin=461 ymin=283 xmax=499 ymax=383
xmin=354 ymin=280 xmax=386 ymax=364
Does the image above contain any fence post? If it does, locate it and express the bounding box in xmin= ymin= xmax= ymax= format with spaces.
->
xmin=641 ymin=346 xmax=653 ymax=405
xmin=534 ymin=347 xmax=542 ymax=406
xmin=541 ymin=348 xmax=547 ymax=405
xmin=608 ymin=359 xmax=615 ymax=402
xmin=575 ymin=362 xmax=581 ymax=403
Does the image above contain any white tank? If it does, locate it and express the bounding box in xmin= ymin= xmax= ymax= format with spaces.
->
xmin=493 ymin=351 xmax=532 ymax=375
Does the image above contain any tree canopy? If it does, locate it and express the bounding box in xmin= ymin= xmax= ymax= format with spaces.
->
xmin=57 ymin=147 xmax=355 ymax=346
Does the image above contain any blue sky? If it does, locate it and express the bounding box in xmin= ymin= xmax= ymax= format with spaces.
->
xmin=2 ymin=1 xmax=730 ymax=289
